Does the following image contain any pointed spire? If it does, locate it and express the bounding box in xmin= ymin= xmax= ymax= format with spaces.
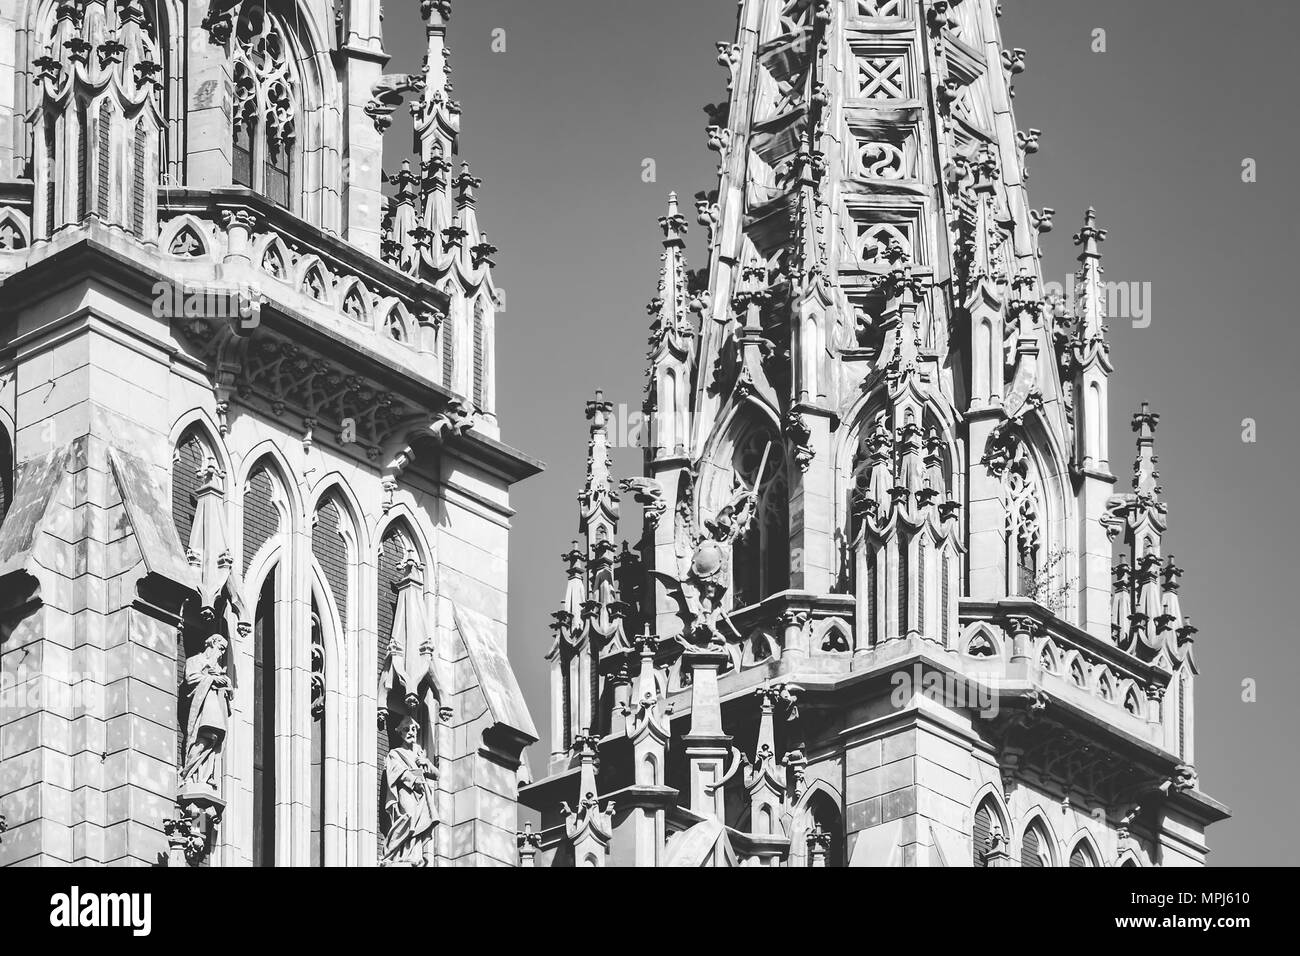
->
xmin=418 ymin=1 xmax=455 ymax=114
xmin=579 ymin=390 xmax=619 ymax=548
xmin=652 ymin=192 xmax=690 ymax=339
xmin=1131 ymin=401 xmax=1161 ymax=499
xmin=1072 ymin=207 xmax=1110 ymax=347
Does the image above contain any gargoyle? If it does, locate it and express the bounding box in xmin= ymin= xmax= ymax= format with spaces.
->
xmin=200 ymin=0 xmax=244 ymax=44
xmin=365 ymin=73 xmax=427 ymax=132
xmin=619 ymin=476 xmax=667 ymax=528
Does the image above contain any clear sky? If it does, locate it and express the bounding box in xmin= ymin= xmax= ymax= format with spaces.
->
xmin=383 ymin=0 xmax=1300 ymax=865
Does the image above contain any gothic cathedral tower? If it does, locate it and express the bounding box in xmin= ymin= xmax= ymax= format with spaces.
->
xmin=0 ymin=0 xmax=538 ymax=865
xmin=521 ymin=0 xmax=1227 ymax=866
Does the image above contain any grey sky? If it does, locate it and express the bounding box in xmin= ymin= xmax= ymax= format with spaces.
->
xmin=383 ymin=1 xmax=1300 ymax=865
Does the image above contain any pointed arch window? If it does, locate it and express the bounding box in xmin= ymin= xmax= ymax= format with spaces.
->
xmin=730 ymin=423 xmax=789 ymax=609
xmin=441 ymin=309 xmax=456 ymax=389
xmin=253 ymin=571 xmax=278 ymax=866
xmin=77 ymin=103 xmax=89 ymax=220
xmin=1021 ymin=820 xmax=1052 ymax=868
xmin=310 ymin=493 xmax=353 ymax=867
xmin=376 ymin=525 xmax=411 ymax=856
xmin=1069 ymin=840 xmax=1098 ymax=867
xmin=131 ymin=119 xmax=148 ymax=235
xmin=96 ymin=100 xmax=112 ymax=220
xmin=472 ymin=299 xmax=487 ymax=410
xmin=1178 ymin=670 xmax=1188 ymax=760
xmin=171 ymin=426 xmax=213 ymax=547
xmin=973 ymin=799 xmax=996 ymax=867
xmin=232 ymin=5 xmax=298 ymax=210
xmin=801 ymin=791 xmax=844 ymax=867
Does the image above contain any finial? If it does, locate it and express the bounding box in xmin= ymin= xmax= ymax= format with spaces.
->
xmin=1132 ymin=401 xmax=1160 ymax=440
xmin=1073 ymin=206 xmax=1108 ymax=259
xmin=586 ymin=389 xmax=613 ymax=431
xmin=659 ymin=192 xmax=688 ymax=242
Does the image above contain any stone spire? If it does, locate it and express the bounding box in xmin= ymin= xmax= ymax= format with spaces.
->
xmin=580 ymin=390 xmax=620 ymax=553
xmin=1071 ymin=207 xmax=1118 ymax=638
xmin=1073 ymin=208 xmax=1110 ymax=350
xmin=523 ymin=0 xmax=1223 ymax=868
xmin=376 ymin=0 xmax=501 ymax=427
xmin=560 ymin=730 xmax=614 ymax=866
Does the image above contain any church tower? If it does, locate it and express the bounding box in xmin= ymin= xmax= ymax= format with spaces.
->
xmin=0 ymin=0 xmax=538 ymax=866
xmin=521 ymin=0 xmax=1226 ymax=866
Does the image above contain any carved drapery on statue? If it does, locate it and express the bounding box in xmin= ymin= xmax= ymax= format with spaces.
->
xmin=381 ymin=716 xmax=439 ymax=866
xmin=179 ymin=634 xmax=232 ymax=792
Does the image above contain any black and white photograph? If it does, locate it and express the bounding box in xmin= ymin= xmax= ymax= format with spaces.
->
xmin=0 ymin=0 xmax=1290 ymax=933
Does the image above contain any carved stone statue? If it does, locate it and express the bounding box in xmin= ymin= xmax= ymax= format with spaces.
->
xmin=180 ymin=634 xmax=232 ymax=793
xmin=381 ymin=716 xmax=438 ymax=867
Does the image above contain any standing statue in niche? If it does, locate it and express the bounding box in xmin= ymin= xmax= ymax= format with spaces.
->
xmin=180 ymin=633 xmax=232 ymax=794
xmin=382 ymin=716 xmax=439 ymax=866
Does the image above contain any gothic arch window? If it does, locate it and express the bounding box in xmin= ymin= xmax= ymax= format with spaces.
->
xmin=1005 ymin=442 xmax=1044 ymax=599
xmin=1020 ymin=818 xmax=1054 ymax=868
xmin=793 ymin=788 xmax=844 ymax=867
xmin=95 ymin=99 xmax=112 ymax=220
xmin=310 ymin=491 xmax=356 ymax=866
xmin=728 ymin=417 xmax=789 ymax=609
xmin=1069 ymin=839 xmax=1099 ymax=867
xmin=377 ymin=522 xmax=413 ymax=852
xmin=172 ymin=425 xmax=216 ymax=547
xmin=252 ymin=568 xmax=278 ymax=866
xmin=312 ymin=493 xmax=353 ymax=637
xmin=972 ymin=796 xmax=1007 ymax=867
xmin=76 ymin=102 xmax=89 ymax=220
xmin=242 ymin=458 xmax=287 ymax=569
xmin=235 ymin=452 xmax=292 ymax=868
xmin=1178 ymin=670 xmax=1188 ymax=760
xmin=131 ymin=119 xmax=148 ymax=235
xmin=472 ymin=298 xmax=488 ymax=411
xmin=232 ymin=3 xmax=300 ymax=209
xmin=441 ymin=304 xmax=456 ymax=388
